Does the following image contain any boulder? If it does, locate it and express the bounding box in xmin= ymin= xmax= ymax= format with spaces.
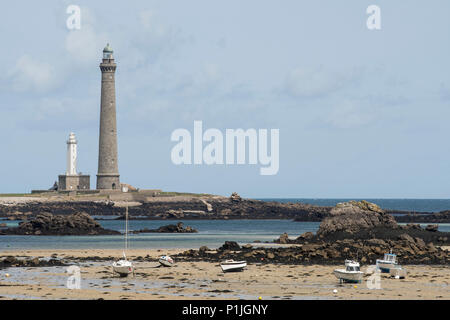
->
xmin=219 ymin=241 xmax=241 ymax=251
xmin=132 ymin=222 xmax=198 ymax=233
xmin=297 ymin=232 xmax=314 ymax=241
xmin=230 ymin=192 xmax=242 ymax=202
xmin=276 ymin=233 xmax=290 ymax=244
xmin=425 ymin=224 xmax=438 ymax=232
xmin=317 ymin=200 xmax=397 ymax=236
xmin=398 ymin=233 xmax=415 ymax=243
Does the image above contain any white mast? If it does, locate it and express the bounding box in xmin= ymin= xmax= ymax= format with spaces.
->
xmin=66 ymin=132 xmax=77 ymax=176
xmin=125 ymin=204 xmax=128 ymax=251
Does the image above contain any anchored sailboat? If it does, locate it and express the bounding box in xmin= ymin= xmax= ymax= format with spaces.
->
xmin=112 ymin=204 xmax=135 ymax=277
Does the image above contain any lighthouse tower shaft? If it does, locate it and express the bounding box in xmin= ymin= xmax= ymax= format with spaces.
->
xmin=97 ymin=44 xmax=120 ymax=190
xmin=67 ymin=132 xmax=77 ymax=176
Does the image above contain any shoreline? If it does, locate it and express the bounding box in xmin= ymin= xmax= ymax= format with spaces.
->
xmin=0 ymin=248 xmax=449 ymax=300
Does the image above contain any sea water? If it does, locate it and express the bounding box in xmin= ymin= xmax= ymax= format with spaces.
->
xmin=1 ymin=199 xmax=449 ymax=250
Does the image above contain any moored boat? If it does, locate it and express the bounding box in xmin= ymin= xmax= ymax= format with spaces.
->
xmin=376 ymin=253 xmax=398 ymax=273
xmin=112 ymin=204 xmax=135 ymax=277
xmin=159 ymin=255 xmax=174 ymax=267
xmin=333 ymin=260 xmax=364 ymax=283
xmin=220 ymin=259 xmax=247 ymax=272
xmin=112 ymin=254 xmax=135 ymax=277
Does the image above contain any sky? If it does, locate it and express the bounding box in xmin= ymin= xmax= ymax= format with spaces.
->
xmin=0 ymin=0 xmax=449 ymax=198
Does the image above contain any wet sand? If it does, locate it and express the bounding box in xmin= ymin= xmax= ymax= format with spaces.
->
xmin=0 ymin=249 xmax=449 ymax=300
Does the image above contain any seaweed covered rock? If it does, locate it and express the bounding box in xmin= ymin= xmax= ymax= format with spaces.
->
xmin=132 ymin=222 xmax=197 ymax=233
xmin=175 ymin=239 xmax=449 ymax=265
xmin=0 ymin=212 xmax=120 ymax=235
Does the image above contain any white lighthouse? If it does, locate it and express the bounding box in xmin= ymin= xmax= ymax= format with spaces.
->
xmin=57 ymin=132 xmax=90 ymax=191
xmin=67 ymin=132 xmax=77 ymax=176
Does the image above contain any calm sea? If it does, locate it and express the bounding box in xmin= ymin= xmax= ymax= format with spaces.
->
xmin=259 ymin=198 xmax=450 ymax=212
xmin=0 ymin=199 xmax=449 ymax=250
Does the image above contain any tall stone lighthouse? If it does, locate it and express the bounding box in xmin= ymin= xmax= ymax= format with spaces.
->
xmin=97 ymin=43 xmax=120 ymax=190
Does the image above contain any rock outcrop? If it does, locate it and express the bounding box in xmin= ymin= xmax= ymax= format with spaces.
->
xmin=0 ymin=212 xmax=120 ymax=235
xmin=0 ymin=256 xmax=67 ymax=269
xmin=230 ymin=192 xmax=242 ymax=202
xmin=131 ymin=222 xmax=197 ymax=234
xmin=296 ymin=201 xmax=449 ymax=245
xmin=317 ymin=200 xmax=397 ymax=237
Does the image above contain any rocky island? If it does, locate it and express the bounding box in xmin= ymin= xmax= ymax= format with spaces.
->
xmin=131 ymin=222 xmax=198 ymax=234
xmin=0 ymin=212 xmax=120 ymax=236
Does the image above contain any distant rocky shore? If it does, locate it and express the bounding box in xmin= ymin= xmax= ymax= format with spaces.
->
xmin=1 ymin=193 xmax=449 ymax=223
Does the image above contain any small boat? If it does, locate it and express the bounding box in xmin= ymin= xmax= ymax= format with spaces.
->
xmin=389 ymin=265 xmax=407 ymax=279
xmin=220 ymin=259 xmax=247 ymax=272
xmin=113 ymin=252 xmax=135 ymax=277
xmin=333 ymin=260 xmax=364 ymax=283
xmin=112 ymin=204 xmax=135 ymax=277
xmin=376 ymin=252 xmax=398 ymax=273
xmin=159 ymin=255 xmax=174 ymax=267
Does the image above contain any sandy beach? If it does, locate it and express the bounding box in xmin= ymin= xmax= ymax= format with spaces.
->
xmin=0 ymin=248 xmax=448 ymax=300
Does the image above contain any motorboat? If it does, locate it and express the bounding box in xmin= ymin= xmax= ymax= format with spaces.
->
xmin=333 ymin=260 xmax=364 ymax=283
xmin=159 ymin=255 xmax=174 ymax=267
xmin=220 ymin=259 xmax=247 ymax=272
xmin=376 ymin=253 xmax=398 ymax=273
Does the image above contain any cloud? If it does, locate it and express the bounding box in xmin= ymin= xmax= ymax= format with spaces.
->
xmin=12 ymin=96 xmax=99 ymax=132
xmin=65 ymin=25 xmax=107 ymax=64
xmin=7 ymin=55 xmax=56 ymax=93
xmin=282 ymin=66 xmax=362 ymax=99
xmin=325 ymin=100 xmax=375 ymax=129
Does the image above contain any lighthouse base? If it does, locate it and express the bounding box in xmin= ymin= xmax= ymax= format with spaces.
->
xmin=96 ymin=173 xmax=120 ymax=190
xmin=58 ymin=174 xmax=91 ymax=191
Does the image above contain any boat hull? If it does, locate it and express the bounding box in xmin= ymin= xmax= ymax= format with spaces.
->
xmin=220 ymin=261 xmax=247 ymax=272
xmin=159 ymin=258 xmax=174 ymax=267
xmin=112 ymin=260 xmax=134 ymax=277
xmin=376 ymin=261 xmax=397 ymax=273
xmin=333 ymin=269 xmax=363 ymax=283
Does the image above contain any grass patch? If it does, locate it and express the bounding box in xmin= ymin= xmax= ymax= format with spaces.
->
xmin=159 ymin=191 xmax=214 ymax=197
xmin=0 ymin=193 xmax=33 ymax=197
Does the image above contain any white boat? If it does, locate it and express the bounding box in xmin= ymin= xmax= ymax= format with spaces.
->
xmin=220 ymin=259 xmax=247 ymax=272
xmin=112 ymin=204 xmax=135 ymax=277
xmin=112 ymin=253 xmax=135 ymax=277
xmin=159 ymin=255 xmax=174 ymax=267
xmin=333 ymin=260 xmax=364 ymax=283
xmin=376 ymin=253 xmax=398 ymax=273
xmin=389 ymin=265 xmax=407 ymax=279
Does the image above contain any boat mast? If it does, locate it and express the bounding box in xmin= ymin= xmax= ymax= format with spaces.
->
xmin=125 ymin=203 xmax=128 ymax=252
